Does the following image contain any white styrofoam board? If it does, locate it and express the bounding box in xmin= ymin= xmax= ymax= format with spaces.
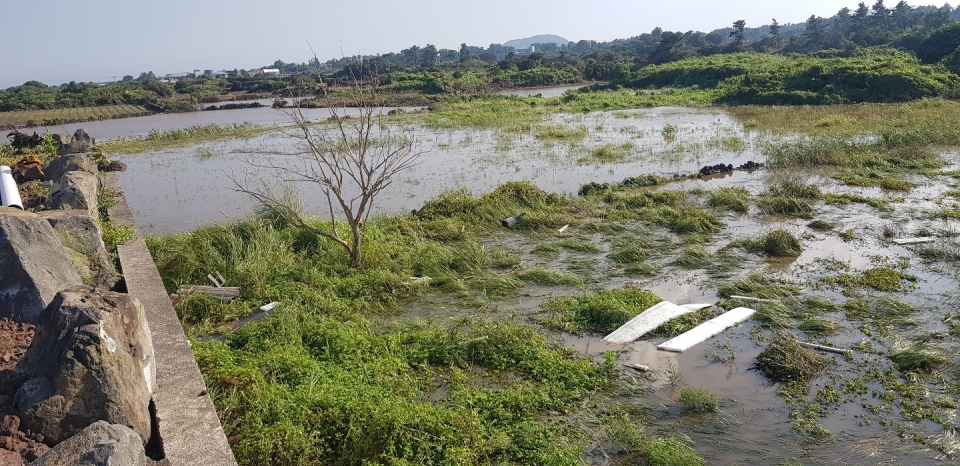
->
xmin=657 ymin=307 xmax=756 ymax=353
xmin=603 ymin=301 xmax=694 ymax=344
xmin=892 ymin=237 xmax=935 ymax=245
xmin=681 ymin=303 xmax=712 ymax=311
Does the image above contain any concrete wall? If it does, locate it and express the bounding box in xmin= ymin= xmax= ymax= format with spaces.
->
xmin=102 ymin=173 xmax=238 ymax=466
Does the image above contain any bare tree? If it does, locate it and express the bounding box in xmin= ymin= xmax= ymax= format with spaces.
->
xmin=235 ymin=63 xmax=420 ymax=268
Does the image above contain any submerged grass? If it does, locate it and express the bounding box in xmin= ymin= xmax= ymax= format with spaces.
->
xmin=730 ymin=229 xmax=803 ymax=257
xmin=754 ymin=333 xmax=831 ymax=383
xmin=102 ymin=123 xmax=270 ymax=153
xmin=678 ymin=387 xmax=720 ymax=414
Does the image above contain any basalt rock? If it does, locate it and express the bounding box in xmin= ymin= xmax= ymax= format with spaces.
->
xmin=27 ymin=421 xmax=146 ymax=466
xmin=37 ymin=211 xmax=118 ymax=290
xmin=49 ymin=171 xmax=98 ymax=217
xmin=14 ymin=287 xmax=156 ymax=445
xmin=44 ymin=154 xmax=96 ymax=185
xmin=0 ymin=208 xmax=82 ymax=323
xmin=53 ymin=130 xmax=93 ymax=156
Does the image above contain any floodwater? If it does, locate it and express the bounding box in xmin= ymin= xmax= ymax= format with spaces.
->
xmin=33 ymin=97 xmax=402 ymax=140
xmin=110 ymin=106 xmax=758 ymax=233
xmin=103 ymin=97 xmax=960 ymax=464
xmin=497 ymin=83 xmax=590 ymax=97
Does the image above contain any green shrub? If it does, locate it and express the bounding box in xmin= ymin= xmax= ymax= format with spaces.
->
xmin=678 ymin=387 xmax=719 ymax=413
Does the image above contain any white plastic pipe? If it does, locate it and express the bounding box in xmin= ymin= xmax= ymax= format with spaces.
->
xmin=0 ymin=166 xmax=23 ymax=210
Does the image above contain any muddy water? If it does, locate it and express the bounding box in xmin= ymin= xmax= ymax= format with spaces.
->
xmin=496 ymin=84 xmax=589 ymax=97
xmin=389 ymin=167 xmax=960 ymax=464
xmin=112 ymin=107 xmax=757 ymax=233
xmin=34 ymin=98 xmax=402 ymax=140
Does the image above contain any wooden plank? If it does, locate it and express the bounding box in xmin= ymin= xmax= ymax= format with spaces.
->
xmin=657 ymin=307 xmax=756 ymax=353
xmin=892 ymin=237 xmax=935 ymax=245
xmin=603 ymin=301 xmax=694 ymax=344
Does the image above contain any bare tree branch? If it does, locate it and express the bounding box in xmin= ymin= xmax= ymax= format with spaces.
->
xmin=233 ymin=54 xmax=421 ymax=268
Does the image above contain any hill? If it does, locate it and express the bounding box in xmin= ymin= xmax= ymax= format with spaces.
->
xmin=504 ymin=34 xmax=570 ymax=49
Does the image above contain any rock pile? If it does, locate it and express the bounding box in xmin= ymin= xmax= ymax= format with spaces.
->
xmin=0 ymin=129 xmax=162 ymax=464
xmin=698 ymin=160 xmax=764 ymax=176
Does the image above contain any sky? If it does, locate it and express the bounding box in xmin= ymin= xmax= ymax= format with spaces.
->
xmin=0 ymin=0 xmax=940 ymax=88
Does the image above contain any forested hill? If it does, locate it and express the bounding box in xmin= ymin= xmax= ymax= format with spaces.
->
xmin=504 ymin=35 xmax=571 ymax=49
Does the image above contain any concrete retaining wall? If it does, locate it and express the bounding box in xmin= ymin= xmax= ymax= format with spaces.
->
xmin=102 ymin=173 xmax=237 ymax=466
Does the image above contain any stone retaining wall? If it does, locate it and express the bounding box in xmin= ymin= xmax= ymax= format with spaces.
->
xmin=0 ymin=134 xmax=236 ymax=465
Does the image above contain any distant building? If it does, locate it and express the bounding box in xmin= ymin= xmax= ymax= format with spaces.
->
xmin=262 ymin=69 xmax=280 ymax=75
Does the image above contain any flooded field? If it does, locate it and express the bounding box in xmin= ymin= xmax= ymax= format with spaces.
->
xmin=130 ymin=101 xmax=960 ymax=465
xmin=112 ymin=107 xmax=758 ymax=233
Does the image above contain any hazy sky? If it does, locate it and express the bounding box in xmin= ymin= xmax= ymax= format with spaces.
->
xmin=0 ymin=0 xmax=935 ymax=88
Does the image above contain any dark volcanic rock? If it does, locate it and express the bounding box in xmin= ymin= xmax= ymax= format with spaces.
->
xmin=0 ymin=208 xmax=82 ymax=323
xmin=14 ymin=287 xmax=155 ymax=445
xmin=27 ymin=421 xmax=146 ymax=466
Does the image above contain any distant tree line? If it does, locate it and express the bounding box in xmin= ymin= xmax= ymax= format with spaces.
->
xmin=6 ymin=1 xmax=960 ymax=112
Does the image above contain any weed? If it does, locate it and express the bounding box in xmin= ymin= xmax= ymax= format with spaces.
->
xmin=539 ymin=288 xmax=661 ymax=333
xmin=807 ymin=220 xmax=835 ymax=230
xmin=890 ymin=342 xmax=950 ymax=373
xmin=516 ymin=268 xmax=583 ymax=286
xmin=798 ymin=317 xmax=840 ymax=335
xmin=641 ymin=437 xmax=705 ymax=466
xmin=732 ymin=229 xmax=803 ymax=257
xmin=718 ymin=273 xmax=801 ymax=300
xmin=581 ymin=143 xmax=635 ymax=163
xmin=707 ymin=187 xmax=751 ymax=212
xmin=756 ymin=196 xmax=814 ymax=217
xmin=754 ymin=333 xmax=831 ymax=383
xmin=678 ymin=387 xmax=720 ymax=413
xmin=675 ymin=243 xmax=713 ymax=268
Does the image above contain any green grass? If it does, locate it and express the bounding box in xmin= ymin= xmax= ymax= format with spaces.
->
xmin=538 ymin=288 xmax=661 ymax=334
xmin=516 ymin=268 xmax=584 ymax=286
xmin=707 ymin=187 xmax=750 ymax=212
xmin=641 ymin=437 xmax=706 ymax=466
xmin=819 ymin=267 xmax=918 ymax=292
xmin=731 ymin=229 xmax=803 ymax=257
xmin=580 ymin=143 xmax=635 ymax=163
xmin=102 ymin=123 xmax=271 ymax=153
xmin=534 ymin=124 xmax=588 ymax=141
xmin=754 ymin=333 xmax=831 ymax=383
xmin=890 ymin=342 xmax=950 ymax=373
xmin=678 ymin=387 xmax=719 ymax=413
xmin=756 ymin=196 xmax=813 ymax=217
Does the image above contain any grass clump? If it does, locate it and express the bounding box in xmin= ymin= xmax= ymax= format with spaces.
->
xmin=807 ymin=220 xmax=835 ymax=230
xmin=821 ymin=267 xmax=918 ymax=292
xmin=581 ymin=143 xmax=634 ymax=163
xmin=516 ymin=268 xmax=583 ymax=286
xmin=890 ymin=342 xmax=950 ymax=373
xmin=718 ymin=273 xmax=801 ymax=300
xmin=102 ymin=123 xmax=269 ymax=153
xmin=821 ymin=193 xmax=891 ymax=210
xmin=798 ymin=317 xmax=840 ymax=335
xmin=675 ymin=243 xmax=712 ymax=268
xmin=678 ymin=387 xmax=719 ymax=413
xmin=415 ymin=182 xmax=574 ymax=231
xmin=756 ymin=196 xmax=814 ymax=217
xmin=732 ymin=229 xmax=803 ymax=257
xmin=707 ymin=187 xmax=750 ymax=212
xmin=754 ymin=333 xmax=831 ymax=383
xmin=533 ymin=124 xmax=587 ymax=141
xmin=833 ymin=170 xmax=915 ymax=191
xmin=607 ymin=244 xmax=647 ymax=264
xmin=641 ymin=437 xmax=706 ymax=466
xmin=539 ymin=288 xmax=661 ymax=333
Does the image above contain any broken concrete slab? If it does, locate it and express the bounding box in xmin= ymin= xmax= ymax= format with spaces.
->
xmin=892 ymin=237 xmax=935 ymax=245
